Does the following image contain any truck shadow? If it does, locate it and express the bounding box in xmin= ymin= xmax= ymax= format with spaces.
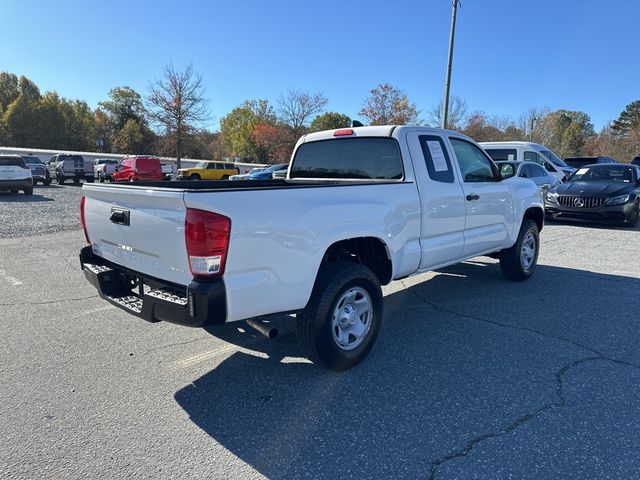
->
xmin=175 ymin=261 xmax=640 ymax=479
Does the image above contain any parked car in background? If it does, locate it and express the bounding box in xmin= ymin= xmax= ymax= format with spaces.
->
xmin=22 ymin=155 xmax=50 ymax=185
xmin=495 ymin=160 xmax=560 ymax=199
xmin=247 ymin=163 xmax=288 ymax=180
xmin=271 ymin=166 xmax=289 ymax=179
xmin=113 ymin=156 xmax=164 ymax=182
xmin=0 ymin=155 xmax=33 ymax=195
xmin=481 ymin=141 xmax=574 ymax=181
xmin=546 ymin=163 xmax=640 ymax=226
xmin=176 ymin=161 xmax=239 ymax=180
xmin=564 ymin=156 xmax=618 ymax=169
xmin=94 ymin=159 xmax=119 ymax=182
xmin=161 ymin=162 xmax=175 ymax=180
xmin=49 ymin=154 xmax=94 ymax=184
xmin=229 ymin=167 xmax=265 ymax=181
xmin=632 ymin=156 xmax=640 ymax=166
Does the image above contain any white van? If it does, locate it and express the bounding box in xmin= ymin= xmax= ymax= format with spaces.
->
xmin=480 ymin=142 xmax=575 ymax=181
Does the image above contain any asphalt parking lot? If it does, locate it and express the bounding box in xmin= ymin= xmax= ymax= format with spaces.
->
xmin=1 ymin=184 xmax=639 ymax=479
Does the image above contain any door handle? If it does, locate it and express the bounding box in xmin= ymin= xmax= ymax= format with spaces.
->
xmin=466 ymin=194 xmax=480 ymax=201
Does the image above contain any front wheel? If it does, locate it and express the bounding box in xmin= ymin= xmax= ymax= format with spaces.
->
xmin=626 ymin=199 xmax=639 ymax=227
xmin=190 ymin=174 xmax=201 ymax=181
xmin=57 ymin=175 xmax=64 ymax=185
xmin=296 ymin=261 xmax=383 ymax=371
xmin=499 ymin=219 xmax=539 ymax=281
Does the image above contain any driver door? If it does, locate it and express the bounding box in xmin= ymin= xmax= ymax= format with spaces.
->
xmin=448 ymin=137 xmax=513 ymax=257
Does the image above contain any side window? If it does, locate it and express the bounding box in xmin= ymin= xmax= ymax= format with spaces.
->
xmin=450 ymin=137 xmax=496 ymax=182
xmin=418 ymin=135 xmax=454 ymax=183
xmin=216 ymin=163 xmax=225 ymax=170
xmin=524 ymin=151 xmax=542 ymax=165
xmin=207 ymin=163 xmax=216 ymax=169
xmin=529 ymin=164 xmax=547 ymax=178
xmin=519 ymin=164 xmax=532 ymax=178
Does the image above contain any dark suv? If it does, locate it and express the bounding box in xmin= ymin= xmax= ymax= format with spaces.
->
xmin=564 ymin=156 xmax=618 ymax=169
xmin=22 ymin=155 xmax=51 ymax=185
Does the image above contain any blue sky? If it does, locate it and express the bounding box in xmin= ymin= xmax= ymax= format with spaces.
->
xmin=1 ymin=0 xmax=638 ymax=131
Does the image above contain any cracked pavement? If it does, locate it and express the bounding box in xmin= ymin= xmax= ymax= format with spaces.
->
xmin=1 ymin=212 xmax=639 ymax=479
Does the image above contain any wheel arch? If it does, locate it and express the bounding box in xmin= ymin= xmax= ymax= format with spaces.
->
xmin=523 ymin=206 xmax=544 ymax=232
xmin=319 ymin=237 xmax=393 ymax=286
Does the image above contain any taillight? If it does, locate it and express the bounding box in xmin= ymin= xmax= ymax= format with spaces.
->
xmin=185 ymin=208 xmax=231 ymax=278
xmin=80 ymin=196 xmax=90 ymax=244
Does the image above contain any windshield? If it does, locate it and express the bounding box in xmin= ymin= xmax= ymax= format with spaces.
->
xmin=22 ymin=156 xmax=42 ymax=165
xmin=194 ymin=161 xmax=208 ymax=169
xmin=539 ymin=150 xmax=568 ymax=167
xmin=570 ymin=166 xmax=635 ymax=183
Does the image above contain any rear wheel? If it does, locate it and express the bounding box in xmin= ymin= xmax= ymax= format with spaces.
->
xmin=74 ymin=177 xmax=80 ymax=185
xmin=296 ymin=261 xmax=383 ymax=371
xmin=10 ymin=189 xmax=18 ymax=194
xmin=57 ymin=175 xmax=64 ymax=185
xmin=221 ymin=175 xmax=229 ymax=180
xmin=23 ymin=187 xmax=33 ymax=195
xmin=499 ymin=219 xmax=539 ymax=281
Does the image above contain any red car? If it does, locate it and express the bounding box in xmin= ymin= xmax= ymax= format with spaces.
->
xmin=114 ymin=156 xmax=164 ymax=182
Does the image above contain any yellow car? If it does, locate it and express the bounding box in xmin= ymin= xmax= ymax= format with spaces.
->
xmin=177 ymin=161 xmax=239 ymax=181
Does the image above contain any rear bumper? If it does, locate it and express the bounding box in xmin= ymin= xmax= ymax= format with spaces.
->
xmin=0 ymin=178 xmax=32 ymax=189
xmin=80 ymin=245 xmax=227 ymax=327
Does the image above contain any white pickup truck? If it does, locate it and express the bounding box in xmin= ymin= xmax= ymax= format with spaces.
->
xmin=80 ymin=126 xmax=544 ymax=370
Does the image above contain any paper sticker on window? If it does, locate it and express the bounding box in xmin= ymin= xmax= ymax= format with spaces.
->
xmin=507 ymin=154 xmax=514 ymax=161
xmin=427 ymin=141 xmax=448 ymax=172
xmin=577 ymin=168 xmax=589 ymax=175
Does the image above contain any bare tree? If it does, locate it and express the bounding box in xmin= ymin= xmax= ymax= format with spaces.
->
xmin=147 ymin=63 xmax=209 ymax=169
xmin=427 ymin=96 xmax=467 ymax=129
xmin=278 ymin=88 xmax=328 ymax=132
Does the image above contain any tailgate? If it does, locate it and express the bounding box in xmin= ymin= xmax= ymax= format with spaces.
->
xmin=83 ymin=185 xmax=191 ymax=286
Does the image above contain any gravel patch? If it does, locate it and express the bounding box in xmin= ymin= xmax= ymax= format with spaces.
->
xmin=0 ymin=184 xmax=84 ymax=238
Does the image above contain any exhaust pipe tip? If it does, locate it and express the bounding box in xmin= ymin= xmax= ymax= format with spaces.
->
xmin=246 ymin=318 xmax=278 ymax=339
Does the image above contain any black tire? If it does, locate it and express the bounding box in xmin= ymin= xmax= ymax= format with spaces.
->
xmin=44 ymin=178 xmax=51 ymax=186
xmin=221 ymin=175 xmax=229 ymax=180
xmin=57 ymin=175 xmax=64 ymax=185
xmin=190 ymin=174 xmax=201 ymax=181
xmin=10 ymin=189 xmax=18 ymax=194
xmin=99 ymin=174 xmax=104 ymax=183
xmin=627 ymin=199 xmax=639 ymax=228
xmin=499 ymin=218 xmax=539 ymax=281
xmin=86 ymin=177 xmax=94 ymax=183
xmin=32 ymin=179 xmax=38 ymax=186
xmin=74 ymin=177 xmax=80 ymax=185
xmin=23 ymin=187 xmax=33 ymax=195
xmin=296 ymin=261 xmax=383 ymax=371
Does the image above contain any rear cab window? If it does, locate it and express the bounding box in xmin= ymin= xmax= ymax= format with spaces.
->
xmin=418 ymin=135 xmax=454 ymax=183
xmin=290 ymin=137 xmax=403 ymax=180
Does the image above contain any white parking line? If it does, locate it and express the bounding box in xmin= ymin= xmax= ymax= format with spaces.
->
xmin=0 ymin=269 xmax=23 ymax=286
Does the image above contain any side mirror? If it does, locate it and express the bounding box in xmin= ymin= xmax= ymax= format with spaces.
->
xmin=499 ymin=164 xmax=516 ymax=180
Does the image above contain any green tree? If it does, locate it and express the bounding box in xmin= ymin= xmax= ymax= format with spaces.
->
xmin=611 ymin=100 xmax=640 ymax=136
xmin=359 ymin=83 xmax=418 ymax=126
xmin=0 ymin=72 xmax=19 ymax=113
xmin=309 ymin=112 xmax=352 ymax=132
xmin=99 ymin=86 xmax=146 ymax=132
xmin=560 ymin=122 xmax=584 ymax=157
xmin=3 ymin=96 xmax=39 ymax=146
xmin=113 ymin=119 xmax=144 ymax=153
xmin=220 ymin=99 xmax=277 ymax=161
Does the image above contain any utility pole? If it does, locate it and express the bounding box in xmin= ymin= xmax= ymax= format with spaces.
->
xmin=442 ymin=0 xmax=460 ymax=129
